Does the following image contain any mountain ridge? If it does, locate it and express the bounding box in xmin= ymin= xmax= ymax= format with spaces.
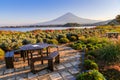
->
xmin=36 ymin=12 xmax=101 ymax=25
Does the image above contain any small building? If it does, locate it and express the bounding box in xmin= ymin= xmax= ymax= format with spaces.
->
xmin=106 ymin=32 xmax=120 ymax=38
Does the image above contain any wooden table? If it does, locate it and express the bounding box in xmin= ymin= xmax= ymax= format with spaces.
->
xmin=19 ymin=43 xmax=59 ymax=73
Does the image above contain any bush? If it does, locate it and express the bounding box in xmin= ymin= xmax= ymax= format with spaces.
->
xmin=22 ymin=39 xmax=31 ymax=45
xmin=87 ymin=50 xmax=99 ymax=58
xmin=73 ymin=44 xmax=83 ymax=50
xmin=98 ymin=43 xmax=120 ymax=64
xmin=69 ymin=36 xmax=77 ymax=41
xmin=37 ymin=38 xmax=43 ymax=43
xmin=77 ymin=70 xmax=106 ymax=80
xmin=57 ymin=34 xmax=66 ymax=40
xmin=78 ymin=36 xmax=86 ymax=41
xmin=86 ymin=55 xmax=95 ymax=60
xmin=0 ymin=48 xmax=4 ymax=56
xmin=47 ymin=39 xmax=58 ymax=44
xmin=59 ymin=38 xmax=69 ymax=43
xmin=101 ymin=69 xmax=120 ymax=80
xmin=84 ymin=60 xmax=98 ymax=70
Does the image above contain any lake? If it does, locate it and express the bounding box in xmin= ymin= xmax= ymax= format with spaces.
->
xmin=0 ymin=26 xmax=96 ymax=32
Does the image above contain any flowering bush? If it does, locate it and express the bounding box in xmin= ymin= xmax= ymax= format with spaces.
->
xmin=84 ymin=60 xmax=98 ymax=70
xmin=77 ymin=70 xmax=106 ymax=80
xmin=59 ymin=38 xmax=69 ymax=43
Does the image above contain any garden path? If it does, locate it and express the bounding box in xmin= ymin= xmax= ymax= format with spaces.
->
xmin=0 ymin=44 xmax=83 ymax=80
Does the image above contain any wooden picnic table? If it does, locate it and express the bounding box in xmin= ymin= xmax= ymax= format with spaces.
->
xmin=19 ymin=43 xmax=58 ymax=64
xmin=5 ymin=43 xmax=60 ymax=73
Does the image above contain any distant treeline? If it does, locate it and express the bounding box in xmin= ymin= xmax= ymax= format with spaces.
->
xmin=1 ymin=23 xmax=81 ymax=28
xmin=1 ymin=23 xmax=97 ymax=28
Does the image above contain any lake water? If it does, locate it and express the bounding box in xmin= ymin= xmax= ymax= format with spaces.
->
xmin=0 ymin=26 xmax=96 ymax=32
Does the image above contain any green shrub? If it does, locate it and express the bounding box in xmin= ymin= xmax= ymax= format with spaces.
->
xmin=0 ymin=48 xmax=4 ymax=56
xmin=58 ymin=34 xmax=66 ymax=40
xmin=87 ymin=37 xmax=98 ymax=44
xmin=101 ymin=69 xmax=120 ymax=80
xmin=78 ymin=36 xmax=86 ymax=41
xmin=73 ymin=44 xmax=83 ymax=50
xmin=47 ymin=39 xmax=58 ymax=44
xmin=87 ymin=50 xmax=99 ymax=58
xmin=77 ymin=70 xmax=106 ymax=80
xmin=98 ymin=43 xmax=120 ymax=64
xmin=37 ymin=38 xmax=43 ymax=43
xmin=86 ymin=55 xmax=95 ymax=60
xmin=87 ymin=44 xmax=93 ymax=48
xmin=59 ymin=38 xmax=69 ymax=43
xmin=46 ymin=34 xmax=52 ymax=39
xmin=22 ymin=39 xmax=31 ymax=45
xmin=96 ymin=44 xmax=102 ymax=48
xmin=84 ymin=60 xmax=98 ymax=70
xmin=69 ymin=36 xmax=77 ymax=41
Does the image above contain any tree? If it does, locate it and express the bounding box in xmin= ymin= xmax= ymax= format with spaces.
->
xmin=63 ymin=23 xmax=81 ymax=27
xmin=116 ymin=15 xmax=120 ymax=24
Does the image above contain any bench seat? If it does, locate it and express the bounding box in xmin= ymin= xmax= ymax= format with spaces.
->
xmin=30 ymin=51 xmax=60 ymax=73
xmin=5 ymin=51 xmax=14 ymax=68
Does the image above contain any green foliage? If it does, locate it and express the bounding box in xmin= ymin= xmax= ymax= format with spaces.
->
xmin=47 ymin=39 xmax=58 ymax=44
xmin=87 ymin=50 xmax=99 ymax=58
xmin=71 ymin=37 xmax=109 ymax=51
xmin=22 ymin=39 xmax=31 ymax=45
xmin=71 ymin=43 xmax=83 ymax=50
xmin=36 ymin=38 xmax=43 ymax=43
xmin=116 ymin=15 xmax=120 ymax=24
xmin=84 ymin=60 xmax=98 ymax=70
xmin=98 ymin=43 xmax=120 ymax=64
xmin=101 ymin=69 xmax=120 ymax=80
xmin=22 ymin=39 xmax=36 ymax=45
xmin=86 ymin=55 xmax=95 ymax=60
xmin=63 ymin=23 xmax=80 ymax=27
xmin=77 ymin=70 xmax=106 ymax=80
xmin=57 ymin=34 xmax=66 ymax=40
xmin=59 ymin=38 xmax=69 ymax=43
xmin=69 ymin=36 xmax=77 ymax=41
xmin=0 ymin=48 xmax=4 ymax=56
xmin=0 ymin=26 xmax=117 ymax=52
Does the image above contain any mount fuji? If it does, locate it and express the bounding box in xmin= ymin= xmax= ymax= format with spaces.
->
xmin=36 ymin=12 xmax=101 ymax=25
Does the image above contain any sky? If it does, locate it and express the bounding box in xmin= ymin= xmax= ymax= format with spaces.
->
xmin=0 ymin=0 xmax=120 ymax=26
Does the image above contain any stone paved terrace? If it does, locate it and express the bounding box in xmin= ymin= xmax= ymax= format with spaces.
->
xmin=0 ymin=45 xmax=83 ymax=80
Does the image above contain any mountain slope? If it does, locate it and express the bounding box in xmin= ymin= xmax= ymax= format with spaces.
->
xmin=37 ymin=12 xmax=101 ymax=25
xmin=93 ymin=20 xmax=112 ymax=25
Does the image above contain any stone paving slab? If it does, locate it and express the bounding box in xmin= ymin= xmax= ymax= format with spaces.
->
xmin=6 ymin=77 xmax=16 ymax=80
xmin=28 ymin=72 xmax=38 ymax=79
xmin=29 ymin=78 xmax=38 ymax=80
xmin=74 ymin=54 xmax=81 ymax=58
xmin=16 ymin=73 xmax=28 ymax=80
xmin=71 ymin=61 xmax=80 ymax=66
xmin=49 ymin=72 xmax=62 ymax=80
xmin=0 ymin=71 xmax=3 ymax=76
xmin=55 ymin=65 xmax=65 ymax=70
xmin=4 ymin=69 xmax=14 ymax=74
xmin=16 ymin=76 xmax=26 ymax=80
xmin=63 ymin=75 xmax=76 ymax=80
xmin=15 ymin=67 xmax=25 ymax=72
xmin=37 ymin=75 xmax=50 ymax=80
xmin=63 ymin=63 xmax=72 ymax=68
xmin=59 ymin=71 xmax=71 ymax=77
xmin=68 ymin=68 xmax=79 ymax=74
xmin=38 ymin=69 xmax=49 ymax=76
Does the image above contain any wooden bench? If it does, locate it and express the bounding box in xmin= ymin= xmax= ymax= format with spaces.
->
xmin=5 ymin=51 xmax=14 ymax=68
xmin=30 ymin=51 xmax=60 ymax=73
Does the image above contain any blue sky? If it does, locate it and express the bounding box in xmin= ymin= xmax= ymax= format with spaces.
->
xmin=0 ymin=0 xmax=120 ymax=26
